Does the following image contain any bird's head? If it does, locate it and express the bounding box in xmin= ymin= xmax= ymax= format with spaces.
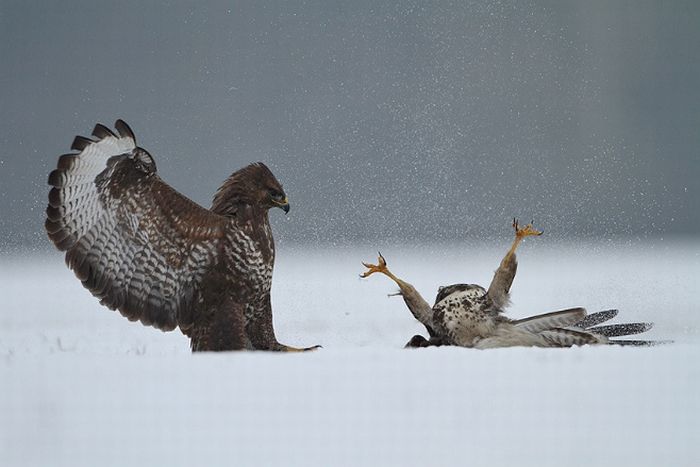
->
xmin=212 ymin=162 xmax=290 ymax=216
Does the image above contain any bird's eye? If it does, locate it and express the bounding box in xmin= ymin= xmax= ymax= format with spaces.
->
xmin=269 ymin=190 xmax=284 ymax=200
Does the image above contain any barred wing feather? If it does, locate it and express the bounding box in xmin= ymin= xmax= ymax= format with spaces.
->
xmin=512 ymin=308 xmax=587 ymax=333
xmin=46 ymin=120 xmax=226 ymax=331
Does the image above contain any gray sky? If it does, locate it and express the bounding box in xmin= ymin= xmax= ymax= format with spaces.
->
xmin=1 ymin=0 xmax=698 ymax=253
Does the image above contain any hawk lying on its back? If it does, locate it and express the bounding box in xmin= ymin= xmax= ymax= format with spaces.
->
xmin=46 ymin=120 xmax=318 ymax=352
xmin=361 ymin=220 xmax=659 ymax=348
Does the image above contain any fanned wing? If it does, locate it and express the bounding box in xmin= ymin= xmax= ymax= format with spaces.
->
xmin=46 ymin=120 xmax=227 ymax=331
xmin=513 ymin=307 xmax=661 ymax=347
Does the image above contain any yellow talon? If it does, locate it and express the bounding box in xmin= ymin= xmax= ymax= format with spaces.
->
xmin=513 ymin=218 xmax=543 ymax=239
xmin=282 ymin=345 xmax=322 ymax=352
xmin=360 ymin=252 xmax=411 ymax=291
xmin=360 ymin=252 xmax=389 ymax=278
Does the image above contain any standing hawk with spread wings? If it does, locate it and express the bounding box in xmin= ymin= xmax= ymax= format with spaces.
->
xmin=361 ymin=220 xmax=660 ymax=348
xmin=46 ymin=120 xmax=318 ymax=352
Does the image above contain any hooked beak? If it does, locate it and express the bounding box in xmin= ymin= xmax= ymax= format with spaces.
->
xmin=273 ymin=197 xmax=290 ymax=214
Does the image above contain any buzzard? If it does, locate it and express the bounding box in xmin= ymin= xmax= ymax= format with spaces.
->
xmin=46 ymin=120 xmax=319 ymax=352
xmin=361 ymin=220 xmax=659 ymax=348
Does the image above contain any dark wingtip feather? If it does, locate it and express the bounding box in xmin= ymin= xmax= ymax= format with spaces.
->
xmin=49 ymin=231 xmax=78 ymax=251
xmin=589 ymin=322 xmax=654 ymax=338
xmin=74 ymin=257 xmax=91 ymax=282
xmin=609 ymin=339 xmax=672 ymax=347
xmin=120 ymin=301 xmax=143 ymax=323
xmin=92 ymin=123 xmax=116 ymax=139
xmin=57 ymin=153 xmax=78 ymax=170
xmin=46 ymin=205 xmax=62 ymax=222
xmin=45 ymin=217 xmax=62 ymax=234
xmin=576 ymin=309 xmax=619 ymax=329
xmin=71 ymin=135 xmax=94 ymax=151
xmin=114 ymin=119 xmax=136 ymax=141
xmin=48 ymin=169 xmax=65 ymax=187
xmin=48 ymin=187 xmax=62 ymax=207
xmin=65 ymin=247 xmax=79 ymax=271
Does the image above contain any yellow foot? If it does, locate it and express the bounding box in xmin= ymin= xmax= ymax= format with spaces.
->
xmin=281 ymin=344 xmax=322 ymax=352
xmin=360 ymin=252 xmax=409 ymax=289
xmin=513 ymin=218 xmax=543 ymax=239
xmin=360 ymin=252 xmax=390 ymax=278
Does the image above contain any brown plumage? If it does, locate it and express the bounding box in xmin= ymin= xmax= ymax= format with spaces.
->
xmin=46 ymin=120 xmax=318 ymax=352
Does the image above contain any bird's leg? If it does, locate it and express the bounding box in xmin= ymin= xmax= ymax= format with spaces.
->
xmin=360 ymin=253 xmax=434 ymax=334
xmin=503 ymin=218 xmax=543 ymax=265
xmin=487 ymin=219 xmax=542 ymax=308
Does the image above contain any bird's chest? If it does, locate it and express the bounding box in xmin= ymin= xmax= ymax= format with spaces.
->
xmin=223 ymin=227 xmax=275 ymax=299
xmin=434 ymin=289 xmax=496 ymax=347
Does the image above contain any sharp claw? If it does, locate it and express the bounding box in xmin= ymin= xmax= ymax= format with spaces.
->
xmin=360 ymin=252 xmax=392 ymax=278
xmin=511 ymin=218 xmax=543 ymax=238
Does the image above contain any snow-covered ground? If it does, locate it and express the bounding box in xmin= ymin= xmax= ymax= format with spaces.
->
xmin=2 ymin=239 xmax=699 ymax=466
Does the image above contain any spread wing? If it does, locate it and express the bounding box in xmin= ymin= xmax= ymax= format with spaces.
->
xmin=45 ymin=120 xmax=227 ymax=331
